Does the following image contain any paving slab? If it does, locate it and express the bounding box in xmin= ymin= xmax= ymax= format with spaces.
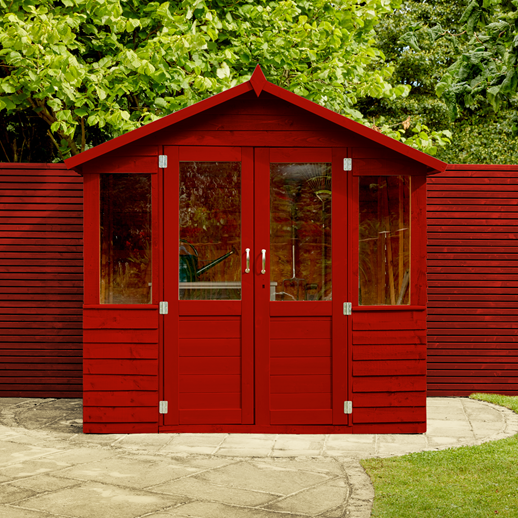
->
xmin=0 ymin=396 xmax=517 ymax=518
xmin=16 ymin=481 xmax=186 ymax=518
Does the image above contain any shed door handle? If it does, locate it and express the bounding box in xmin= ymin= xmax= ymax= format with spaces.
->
xmin=261 ymin=249 xmax=266 ymax=274
xmin=245 ymin=248 xmax=250 ymax=273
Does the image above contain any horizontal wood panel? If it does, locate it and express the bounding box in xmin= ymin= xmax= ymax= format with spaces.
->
xmin=83 ymin=343 xmax=158 ymax=359
xmin=83 ymin=329 xmax=158 ymax=343
xmin=270 ymin=338 xmax=331 ymax=357
xmin=178 ymin=318 xmax=241 ymax=339
xmin=353 ymin=345 xmax=426 ymax=361
xmin=354 ymin=391 xmax=425 ymax=408
xmin=353 ymin=360 xmax=426 ymax=376
xmin=270 ymin=375 xmax=331 ymax=393
xmin=429 ymin=376 xmax=518 ymax=384
xmin=269 ymin=302 xmax=332 ymax=316
xmin=84 ymin=407 xmax=157 ymax=423
xmin=83 ymin=308 xmax=158 ymax=329
xmin=270 ymin=357 xmax=331 ymax=375
xmin=430 ymin=177 xmax=518 ymax=184
xmin=353 ymin=376 xmax=426 ymax=392
xmin=0 ymin=321 xmax=81 ymax=328
xmin=270 ymin=318 xmax=331 ymax=339
xmin=83 ymin=391 xmax=157 ymax=407
xmin=0 ymin=369 xmax=81 ymax=376
xmin=179 ymin=357 xmax=241 ymax=375
xmin=179 ymin=339 xmax=241 ymax=357
xmin=178 ymin=300 xmax=241 ymax=316
xmin=83 ymin=375 xmax=157 ymax=391
xmin=428 ymin=369 xmax=518 ymax=376
xmin=160 ymin=129 xmax=365 ymax=148
xmin=352 ymin=311 xmax=426 ymax=331
xmin=0 ymin=358 xmax=75 ymax=368
xmin=270 ymin=409 xmax=332 ymax=425
xmin=179 ymin=392 xmax=241 ymax=409
xmin=179 ymin=409 xmax=242 ymax=424
xmin=0 ymin=389 xmax=81 ymax=397
xmin=353 ymin=330 xmax=426 ymax=345
xmin=428 ymin=314 xmax=518 ymax=321
xmin=429 ymin=335 xmax=518 ymax=342
xmin=270 ymin=392 xmax=332 ymax=410
xmin=353 ymin=407 xmax=426 ymax=424
xmin=0 ymin=378 xmax=81 ymax=387
xmin=0 ymin=335 xmax=82 ymax=342
xmin=84 ymin=359 xmax=158 ymax=376
xmin=179 ymin=375 xmax=240 ymax=393
xmin=181 ymin=113 xmax=334 ymax=132
xmin=0 ymin=350 xmax=81 ymax=357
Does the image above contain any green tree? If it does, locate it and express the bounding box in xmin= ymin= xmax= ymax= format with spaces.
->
xmin=435 ymin=0 xmax=518 ymax=115
xmin=360 ymin=0 xmax=518 ymax=164
xmin=0 ymin=0 xmax=449 ymax=162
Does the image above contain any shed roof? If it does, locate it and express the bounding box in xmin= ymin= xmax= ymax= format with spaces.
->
xmin=65 ymin=65 xmax=447 ymax=173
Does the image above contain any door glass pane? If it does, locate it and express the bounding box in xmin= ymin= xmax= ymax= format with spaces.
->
xmin=270 ymin=163 xmax=332 ymax=301
xmin=100 ymin=173 xmax=152 ymax=304
xmin=179 ymin=162 xmax=241 ymax=300
xmin=359 ymin=175 xmax=410 ymax=305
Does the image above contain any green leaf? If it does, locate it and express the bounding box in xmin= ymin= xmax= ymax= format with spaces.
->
xmin=74 ymin=107 xmax=89 ymax=117
xmin=216 ymin=62 xmax=230 ymax=79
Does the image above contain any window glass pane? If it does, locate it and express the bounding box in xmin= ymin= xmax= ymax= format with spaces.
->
xmin=100 ymin=174 xmax=152 ymax=304
xmin=359 ymin=176 xmax=410 ymax=306
xmin=270 ymin=163 xmax=332 ymax=301
xmin=179 ymin=162 xmax=241 ymax=300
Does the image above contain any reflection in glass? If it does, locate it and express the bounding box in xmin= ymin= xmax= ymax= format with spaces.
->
xmin=270 ymin=163 xmax=332 ymax=301
xmin=100 ymin=174 xmax=152 ymax=304
xmin=179 ymin=162 xmax=241 ymax=300
xmin=359 ymin=176 xmax=410 ymax=305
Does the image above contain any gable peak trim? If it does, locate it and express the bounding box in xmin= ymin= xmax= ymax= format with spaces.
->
xmin=250 ymin=64 xmax=267 ymax=97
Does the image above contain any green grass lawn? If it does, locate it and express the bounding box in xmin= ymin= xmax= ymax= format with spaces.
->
xmin=361 ymin=394 xmax=518 ymax=517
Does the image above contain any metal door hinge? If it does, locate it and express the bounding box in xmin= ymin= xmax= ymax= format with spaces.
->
xmin=343 ymin=302 xmax=352 ymax=316
xmin=344 ymin=401 xmax=353 ymax=414
xmin=343 ymin=158 xmax=352 ymax=171
xmin=159 ymin=301 xmax=168 ymax=315
xmin=159 ymin=401 xmax=168 ymax=414
xmin=159 ymin=155 xmax=168 ymax=168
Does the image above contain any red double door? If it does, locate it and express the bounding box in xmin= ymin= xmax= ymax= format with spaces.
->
xmin=162 ymin=146 xmax=350 ymax=428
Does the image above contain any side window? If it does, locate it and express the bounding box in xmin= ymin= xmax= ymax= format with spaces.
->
xmin=359 ymin=176 xmax=410 ymax=306
xmin=100 ymin=173 xmax=152 ymax=304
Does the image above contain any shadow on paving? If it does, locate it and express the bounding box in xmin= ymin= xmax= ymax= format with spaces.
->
xmin=0 ymin=397 xmax=83 ymax=434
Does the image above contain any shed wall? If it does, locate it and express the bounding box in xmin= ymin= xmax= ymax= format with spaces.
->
xmin=0 ymin=163 xmax=83 ymax=397
xmin=427 ymin=164 xmax=518 ymax=396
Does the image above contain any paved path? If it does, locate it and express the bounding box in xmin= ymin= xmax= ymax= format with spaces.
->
xmin=0 ymin=397 xmax=517 ymax=518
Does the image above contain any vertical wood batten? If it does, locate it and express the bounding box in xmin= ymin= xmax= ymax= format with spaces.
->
xmin=427 ymin=165 xmax=518 ymax=396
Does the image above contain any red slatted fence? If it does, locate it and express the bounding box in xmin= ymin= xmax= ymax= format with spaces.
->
xmin=4 ymin=160 xmax=518 ymax=403
xmin=427 ymin=164 xmax=518 ymax=396
xmin=0 ymin=163 xmax=83 ymax=397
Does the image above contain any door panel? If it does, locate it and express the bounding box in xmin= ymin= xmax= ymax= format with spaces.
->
xmin=255 ymin=148 xmax=349 ymax=426
xmin=163 ymin=146 xmax=254 ymax=425
xmin=163 ymin=146 xmax=349 ymax=428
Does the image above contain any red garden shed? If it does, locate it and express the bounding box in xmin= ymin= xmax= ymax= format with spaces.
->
xmin=65 ymin=66 xmax=447 ymax=433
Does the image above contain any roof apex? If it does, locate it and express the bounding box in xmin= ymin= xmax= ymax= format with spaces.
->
xmin=250 ymin=64 xmax=267 ymax=96
xmin=65 ymin=66 xmax=447 ymax=173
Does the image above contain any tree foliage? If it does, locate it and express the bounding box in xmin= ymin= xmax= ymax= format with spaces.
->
xmin=361 ymin=0 xmax=518 ymax=164
xmin=434 ymin=0 xmax=518 ymax=116
xmin=0 ymin=0 xmax=450 ymax=161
